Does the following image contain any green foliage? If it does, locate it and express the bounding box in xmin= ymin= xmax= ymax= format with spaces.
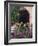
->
xmin=11 ymin=6 xmax=20 ymax=22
